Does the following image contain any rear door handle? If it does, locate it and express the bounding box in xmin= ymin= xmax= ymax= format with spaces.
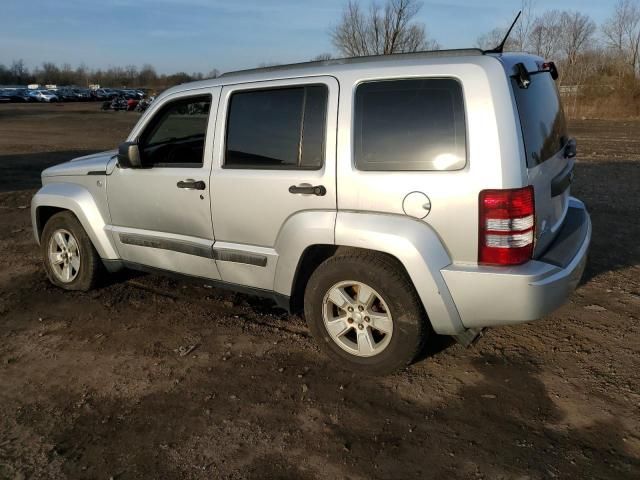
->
xmin=177 ymin=179 xmax=206 ymax=190
xmin=288 ymin=184 xmax=326 ymax=196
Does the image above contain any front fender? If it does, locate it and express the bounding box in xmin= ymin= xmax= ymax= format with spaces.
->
xmin=334 ymin=212 xmax=464 ymax=335
xmin=31 ymin=182 xmax=119 ymax=260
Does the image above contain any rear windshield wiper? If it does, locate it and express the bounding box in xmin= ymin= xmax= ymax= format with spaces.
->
xmin=512 ymin=61 xmax=560 ymax=89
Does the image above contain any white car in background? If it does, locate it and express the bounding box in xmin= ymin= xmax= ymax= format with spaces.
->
xmin=29 ymin=90 xmax=59 ymax=102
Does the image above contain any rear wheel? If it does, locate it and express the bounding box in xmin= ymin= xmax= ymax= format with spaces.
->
xmin=41 ymin=212 xmax=102 ymax=291
xmin=304 ymin=252 xmax=428 ymax=375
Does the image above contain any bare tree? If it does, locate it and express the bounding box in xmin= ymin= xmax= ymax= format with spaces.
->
xmin=602 ymin=0 xmax=640 ymax=73
xmin=512 ymin=0 xmax=535 ymax=52
xmin=331 ymin=0 xmax=437 ymax=56
xmin=138 ymin=64 xmax=158 ymax=86
xmin=37 ymin=62 xmax=61 ymax=84
xmin=206 ymin=68 xmax=220 ymax=79
xmin=475 ymin=27 xmax=516 ymax=51
xmin=558 ymin=11 xmax=597 ymax=68
xmin=529 ymin=10 xmax=563 ymax=58
xmin=10 ymin=59 xmax=28 ymax=84
xmin=313 ymin=53 xmax=334 ymax=61
xmin=75 ymin=63 xmax=89 ymax=86
xmin=475 ymin=2 xmax=533 ymax=52
xmin=59 ymin=63 xmax=75 ymax=85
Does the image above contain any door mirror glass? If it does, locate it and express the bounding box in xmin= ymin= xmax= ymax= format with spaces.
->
xmin=117 ymin=141 xmax=142 ymax=169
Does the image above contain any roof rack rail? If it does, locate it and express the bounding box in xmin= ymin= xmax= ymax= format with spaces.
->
xmin=219 ymin=48 xmax=484 ymax=78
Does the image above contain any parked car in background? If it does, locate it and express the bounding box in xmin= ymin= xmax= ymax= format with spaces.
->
xmin=15 ymin=89 xmax=35 ymax=102
xmin=29 ymin=90 xmax=59 ymax=102
xmin=126 ymin=98 xmax=139 ymax=110
xmin=94 ymin=88 xmax=114 ymax=101
xmin=54 ymin=89 xmax=78 ymax=102
xmin=73 ymin=89 xmax=92 ymax=101
xmin=129 ymin=90 xmax=145 ymax=99
xmin=0 ymin=89 xmax=32 ymax=102
xmin=134 ymin=97 xmax=152 ymax=112
xmin=102 ymin=96 xmax=129 ymax=111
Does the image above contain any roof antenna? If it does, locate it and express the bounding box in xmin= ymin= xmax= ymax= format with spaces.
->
xmin=484 ymin=11 xmax=521 ymax=54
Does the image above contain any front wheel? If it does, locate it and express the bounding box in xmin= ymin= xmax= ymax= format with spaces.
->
xmin=304 ymin=252 xmax=429 ymax=375
xmin=41 ymin=212 xmax=103 ymax=291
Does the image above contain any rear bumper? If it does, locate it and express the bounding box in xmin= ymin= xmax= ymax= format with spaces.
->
xmin=441 ymin=198 xmax=591 ymax=328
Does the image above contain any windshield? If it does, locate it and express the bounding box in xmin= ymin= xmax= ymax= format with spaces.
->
xmin=511 ymin=71 xmax=568 ymax=167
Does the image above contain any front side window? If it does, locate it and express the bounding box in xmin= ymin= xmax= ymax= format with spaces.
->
xmin=224 ymin=85 xmax=327 ymax=169
xmin=354 ymin=78 xmax=466 ymax=171
xmin=139 ymin=95 xmax=211 ymax=167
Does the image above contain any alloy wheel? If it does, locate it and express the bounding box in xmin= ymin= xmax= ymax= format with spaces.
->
xmin=322 ymin=280 xmax=393 ymax=357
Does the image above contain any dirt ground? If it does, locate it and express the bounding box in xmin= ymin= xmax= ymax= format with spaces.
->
xmin=0 ymin=103 xmax=638 ymax=480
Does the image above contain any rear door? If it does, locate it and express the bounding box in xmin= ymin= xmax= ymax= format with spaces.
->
xmin=510 ymin=65 xmax=573 ymax=256
xmin=210 ymin=76 xmax=338 ymax=290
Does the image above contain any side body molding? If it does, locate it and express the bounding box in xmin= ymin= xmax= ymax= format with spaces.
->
xmin=334 ymin=212 xmax=464 ymax=335
xmin=31 ymin=182 xmax=119 ymax=259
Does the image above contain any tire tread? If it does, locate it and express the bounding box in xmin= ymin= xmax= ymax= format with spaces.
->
xmin=304 ymin=249 xmax=429 ymax=375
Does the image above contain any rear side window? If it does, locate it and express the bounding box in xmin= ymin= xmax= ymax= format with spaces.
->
xmin=511 ymin=72 xmax=568 ymax=167
xmin=354 ymin=78 xmax=466 ymax=171
xmin=225 ymin=85 xmax=327 ymax=169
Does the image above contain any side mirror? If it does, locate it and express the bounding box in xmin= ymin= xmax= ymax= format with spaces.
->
xmin=117 ymin=141 xmax=142 ymax=168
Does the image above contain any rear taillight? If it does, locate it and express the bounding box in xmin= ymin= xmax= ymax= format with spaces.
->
xmin=479 ymin=186 xmax=535 ymax=266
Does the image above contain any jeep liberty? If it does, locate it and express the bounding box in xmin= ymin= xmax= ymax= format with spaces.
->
xmin=32 ymin=49 xmax=591 ymax=374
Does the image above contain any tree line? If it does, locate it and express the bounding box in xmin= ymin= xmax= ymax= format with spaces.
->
xmin=0 ymin=61 xmax=219 ymax=90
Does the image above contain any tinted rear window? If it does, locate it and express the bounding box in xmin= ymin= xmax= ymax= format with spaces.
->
xmin=354 ymin=78 xmax=466 ymax=171
xmin=511 ymin=72 xmax=568 ymax=167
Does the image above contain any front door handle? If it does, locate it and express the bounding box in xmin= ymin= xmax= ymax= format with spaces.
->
xmin=288 ymin=184 xmax=326 ymax=196
xmin=177 ymin=179 xmax=206 ymax=190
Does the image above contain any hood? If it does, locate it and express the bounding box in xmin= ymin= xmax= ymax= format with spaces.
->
xmin=42 ymin=150 xmax=117 ymax=178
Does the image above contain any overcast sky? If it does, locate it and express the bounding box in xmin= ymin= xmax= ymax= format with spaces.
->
xmin=0 ymin=0 xmax=613 ymax=74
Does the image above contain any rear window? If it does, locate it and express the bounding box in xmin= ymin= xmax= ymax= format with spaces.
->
xmin=511 ymin=72 xmax=568 ymax=167
xmin=354 ymin=78 xmax=466 ymax=171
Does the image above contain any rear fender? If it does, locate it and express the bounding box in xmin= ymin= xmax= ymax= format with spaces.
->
xmin=334 ymin=212 xmax=464 ymax=335
xmin=273 ymin=210 xmax=336 ymax=295
xmin=31 ymin=182 xmax=119 ymax=259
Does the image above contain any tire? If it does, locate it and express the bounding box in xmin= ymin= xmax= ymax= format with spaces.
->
xmin=41 ymin=212 xmax=102 ymax=291
xmin=304 ymin=252 xmax=429 ymax=375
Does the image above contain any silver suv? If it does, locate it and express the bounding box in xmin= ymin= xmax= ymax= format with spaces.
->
xmin=31 ymin=49 xmax=591 ymax=374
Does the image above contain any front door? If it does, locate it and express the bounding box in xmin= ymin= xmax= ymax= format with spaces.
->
xmin=210 ymin=76 xmax=338 ymax=290
xmin=107 ymin=87 xmax=222 ymax=279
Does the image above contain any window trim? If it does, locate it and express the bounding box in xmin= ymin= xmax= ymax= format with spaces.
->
xmin=222 ymin=84 xmax=328 ymax=171
xmin=137 ymin=93 xmax=213 ymax=169
xmin=352 ymin=77 xmax=468 ymax=173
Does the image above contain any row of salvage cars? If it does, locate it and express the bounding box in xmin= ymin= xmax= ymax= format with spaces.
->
xmin=0 ymin=87 xmax=146 ymax=103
